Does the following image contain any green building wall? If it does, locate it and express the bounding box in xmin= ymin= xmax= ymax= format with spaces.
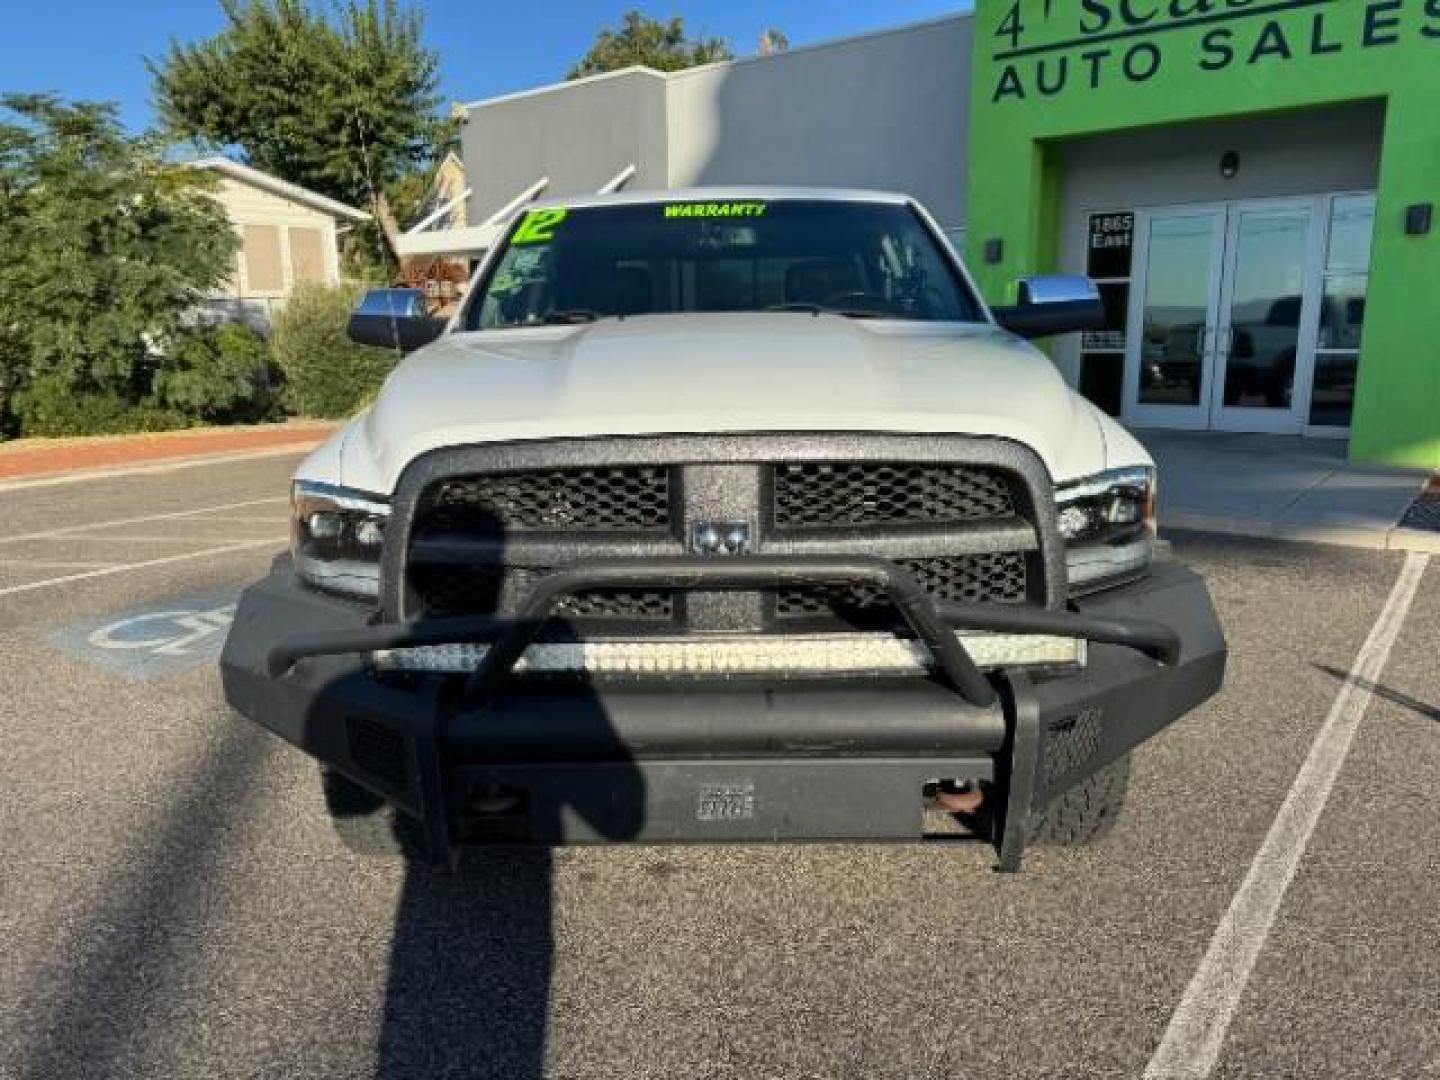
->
xmin=966 ymin=0 xmax=1440 ymax=467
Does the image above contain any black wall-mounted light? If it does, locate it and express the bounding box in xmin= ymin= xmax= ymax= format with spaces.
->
xmin=1220 ymin=150 xmax=1240 ymax=179
xmin=1405 ymin=204 xmax=1433 ymax=236
xmin=984 ymin=237 xmax=1004 ymax=265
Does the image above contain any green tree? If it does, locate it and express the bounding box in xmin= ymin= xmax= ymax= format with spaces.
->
xmin=569 ymin=11 xmax=732 ymax=78
xmin=149 ymin=0 xmax=449 ymax=227
xmin=0 ymin=94 xmax=237 ymax=436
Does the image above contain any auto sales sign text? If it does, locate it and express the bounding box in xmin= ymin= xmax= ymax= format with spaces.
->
xmin=990 ymin=0 xmax=1440 ymax=102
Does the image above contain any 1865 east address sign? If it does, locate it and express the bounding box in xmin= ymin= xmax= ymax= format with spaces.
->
xmin=991 ymin=0 xmax=1440 ymax=102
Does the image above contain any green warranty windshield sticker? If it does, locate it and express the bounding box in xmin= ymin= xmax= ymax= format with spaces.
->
xmin=512 ymin=208 xmax=568 ymax=244
xmin=663 ymin=201 xmax=768 ymax=219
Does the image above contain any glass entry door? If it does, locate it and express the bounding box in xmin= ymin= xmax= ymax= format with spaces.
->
xmin=1122 ymin=197 xmax=1337 ymax=434
xmin=1123 ymin=208 xmax=1226 ymax=430
xmin=1211 ymin=200 xmax=1319 ymax=433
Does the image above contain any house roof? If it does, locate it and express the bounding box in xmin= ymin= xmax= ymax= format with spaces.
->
xmin=189 ymin=157 xmax=372 ymax=222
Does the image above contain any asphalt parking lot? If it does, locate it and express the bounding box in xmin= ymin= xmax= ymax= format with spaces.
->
xmin=2 ymin=453 xmax=1437 ymax=1079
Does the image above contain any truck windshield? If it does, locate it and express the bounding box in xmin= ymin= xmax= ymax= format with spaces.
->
xmin=464 ymin=199 xmax=983 ymax=330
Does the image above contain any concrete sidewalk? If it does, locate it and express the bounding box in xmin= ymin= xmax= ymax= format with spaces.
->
xmin=1139 ymin=430 xmax=1436 ymax=552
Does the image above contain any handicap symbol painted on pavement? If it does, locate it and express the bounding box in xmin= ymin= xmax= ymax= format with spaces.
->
xmin=87 ymin=606 xmax=235 ymax=655
xmin=49 ymin=590 xmax=240 ymax=681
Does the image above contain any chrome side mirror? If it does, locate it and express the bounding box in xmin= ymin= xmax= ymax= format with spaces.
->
xmin=992 ymin=274 xmax=1106 ymax=340
xmin=346 ymin=288 xmax=448 ymax=353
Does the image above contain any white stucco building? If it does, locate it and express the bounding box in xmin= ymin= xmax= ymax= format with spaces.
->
xmin=192 ymin=157 xmax=370 ymax=327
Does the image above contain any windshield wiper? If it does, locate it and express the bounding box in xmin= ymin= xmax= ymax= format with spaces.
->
xmin=539 ymin=309 xmax=606 ymax=325
xmin=763 ymin=302 xmax=884 ymax=320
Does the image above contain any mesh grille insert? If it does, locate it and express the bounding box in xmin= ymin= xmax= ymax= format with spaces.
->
xmin=777 ymin=553 xmax=1028 ymax=616
xmin=425 ymin=467 xmax=671 ymax=533
xmin=772 ymin=462 xmax=1015 ymax=528
xmin=411 ymin=563 xmax=676 ymax=622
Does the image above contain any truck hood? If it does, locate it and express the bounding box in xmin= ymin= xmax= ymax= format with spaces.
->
xmin=329 ymin=313 xmax=1115 ymax=494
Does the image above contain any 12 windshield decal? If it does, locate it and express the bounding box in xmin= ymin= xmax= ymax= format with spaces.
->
xmin=512 ymin=208 xmax=568 ymax=244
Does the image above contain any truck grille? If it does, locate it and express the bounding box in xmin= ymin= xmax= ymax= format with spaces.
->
xmin=426 ymin=466 xmax=671 ymax=533
xmin=396 ymin=437 xmax=1057 ymax=632
xmin=775 ymin=553 xmax=1028 ymax=616
xmin=410 ymin=564 xmax=677 ymax=622
xmin=773 ymin=462 xmax=1014 ymax=528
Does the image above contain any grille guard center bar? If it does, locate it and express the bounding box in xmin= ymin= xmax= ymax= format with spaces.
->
xmin=267 ymin=556 xmax=1182 ymax=710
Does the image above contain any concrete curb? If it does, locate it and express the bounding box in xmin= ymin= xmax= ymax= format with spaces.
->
xmin=0 ymin=442 xmax=322 ymax=493
xmin=1387 ymin=527 xmax=1440 ymax=555
xmin=1164 ymin=508 xmax=1440 ymax=554
xmin=0 ymin=423 xmax=335 ymax=482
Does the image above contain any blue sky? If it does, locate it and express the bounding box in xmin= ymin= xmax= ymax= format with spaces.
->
xmin=3 ymin=1 xmax=968 ymax=133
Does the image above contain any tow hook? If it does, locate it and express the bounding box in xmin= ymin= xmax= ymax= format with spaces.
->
xmin=934 ymin=780 xmax=984 ymax=814
xmin=470 ymin=784 xmax=523 ymax=815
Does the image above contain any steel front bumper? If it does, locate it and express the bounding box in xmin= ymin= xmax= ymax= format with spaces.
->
xmin=221 ymin=555 xmax=1225 ymax=870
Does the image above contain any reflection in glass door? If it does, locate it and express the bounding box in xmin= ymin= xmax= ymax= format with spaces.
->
xmin=1123 ymin=208 xmax=1225 ymax=431
xmin=1307 ymin=193 xmax=1375 ymax=432
xmin=1212 ymin=201 xmax=1317 ymax=433
xmin=1121 ymin=193 xmax=1373 ymax=435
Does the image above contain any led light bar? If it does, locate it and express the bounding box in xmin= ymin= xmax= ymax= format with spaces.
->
xmin=371 ymin=632 xmax=1085 ymax=677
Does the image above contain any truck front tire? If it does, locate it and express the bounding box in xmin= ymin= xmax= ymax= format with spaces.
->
xmin=1029 ymin=754 xmax=1131 ymax=846
xmin=320 ymin=767 xmax=426 ymax=860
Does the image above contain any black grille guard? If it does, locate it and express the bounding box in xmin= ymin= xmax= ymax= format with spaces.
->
xmin=267 ymin=556 xmax=1182 ymax=710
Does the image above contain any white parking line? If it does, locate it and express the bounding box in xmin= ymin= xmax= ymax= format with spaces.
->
xmin=34 ymin=534 xmax=287 ymax=545
xmin=171 ymin=521 xmax=289 ymax=529
xmin=0 ymin=538 xmax=287 ymax=598
xmin=1144 ymin=552 xmax=1430 ymax=1080
xmin=0 ymin=559 xmax=124 ymax=570
xmin=0 ymin=498 xmax=286 ymax=545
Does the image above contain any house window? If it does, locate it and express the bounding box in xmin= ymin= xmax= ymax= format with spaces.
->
xmin=289 ymin=226 xmax=327 ymax=285
xmin=242 ymin=224 xmax=284 ymax=293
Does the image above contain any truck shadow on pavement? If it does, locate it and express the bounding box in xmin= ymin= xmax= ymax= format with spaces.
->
xmin=374 ymin=725 xmax=645 ymax=1080
xmin=372 ymin=701 xmax=645 ymax=1079
xmin=8 ymin=718 xmax=282 ymax=1080
xmin=365 ymin=506 xmax=646 ymax=1078
xmin=376 ymin=850 xmax=557 ymax=1079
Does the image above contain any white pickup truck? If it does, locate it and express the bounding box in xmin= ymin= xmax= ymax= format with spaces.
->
xmin=222 ymin=189 xmax=1225 ymax=870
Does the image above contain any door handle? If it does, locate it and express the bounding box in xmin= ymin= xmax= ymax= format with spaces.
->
xmin=1194 ymin=325 xmax=1208 ymax=356
xmin=1216 ymin=326 xmax=1233 ymax=356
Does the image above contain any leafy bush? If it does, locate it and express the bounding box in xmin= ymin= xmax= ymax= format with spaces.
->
xmin=154 ymin=323 xmax=281 ymax=423
xmin=10 ymin=323 xmax=283 ymax=436
xmin=271 ymin=282 xmax=398 ymax=419
xmin=0 ymin=94 xmax=238 ymax=429
xmin=12 ymin=375 xmax=189 ymax=437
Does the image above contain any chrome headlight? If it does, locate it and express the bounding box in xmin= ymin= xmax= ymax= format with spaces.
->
xmin=291 ymin=481 xmax=390 ymax=600
xmin=1055 ymin=466 xmax=1156 ymax=595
